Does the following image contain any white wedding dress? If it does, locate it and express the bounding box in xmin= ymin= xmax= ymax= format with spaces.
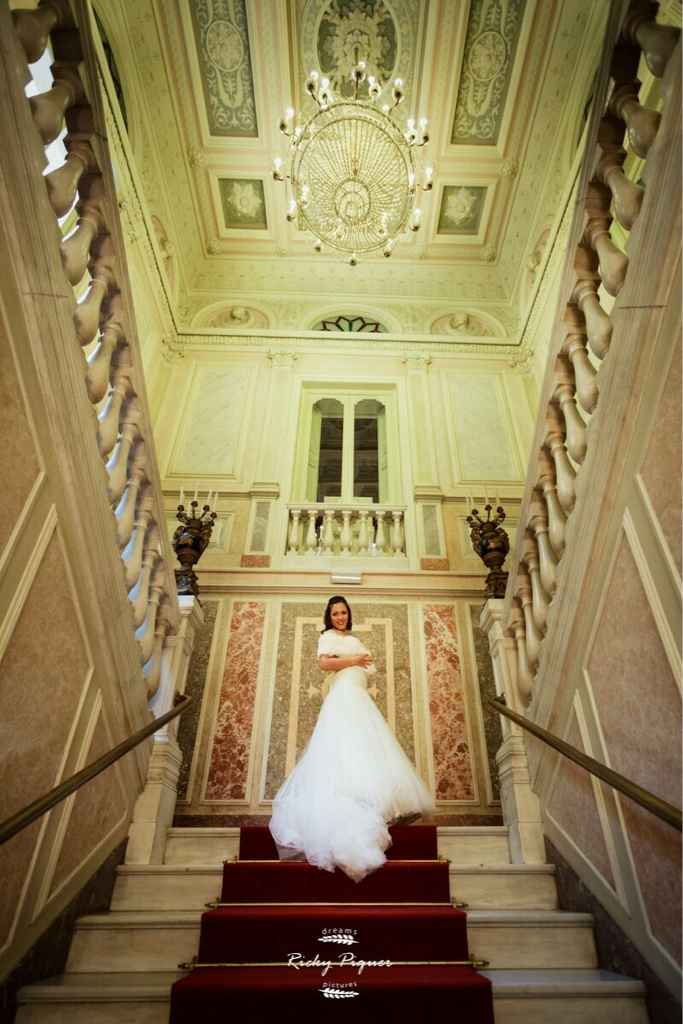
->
xmin=269 ymin=629 xmax=435 ymax=882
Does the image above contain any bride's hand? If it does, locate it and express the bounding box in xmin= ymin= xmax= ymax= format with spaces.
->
xmin=354 ymin=652 xmax=372 ymax=668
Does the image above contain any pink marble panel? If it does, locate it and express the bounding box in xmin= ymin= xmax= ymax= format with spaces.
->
xmin=0 ymin=324 xmax=41 ymax=555
xmin=421 ymin=558 xmax=450 ymax=571
xmin=205 ymin=601 xmax=265 ymax=800
xmin=0 ymin=532 xmax=90 ymax=947
xmin=424 ymin=606 xmax=475 ymax=800
xmin=546 ymin=715 xmax=615 ymax=889
xmin=588 ymin=537 xmax=681 ymax=961
xmin=50 ymin=713 xmax=127 ymax=894
xmin=640 ymin=333 xmax=682 ymax=574
xmin=240 ymin=554 xmax=271 ymax=567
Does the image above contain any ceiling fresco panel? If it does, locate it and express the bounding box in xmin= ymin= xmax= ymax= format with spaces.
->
xmin=437 ymin=185 xmax=488 ymax=235
xmin=451 ymin=0 xmax=527 ymax=146
xmin=190 ymin=0 xmax=258 ymax=137
xmin=219 ymin=177 xmax=268 ymax=229
xmin=300 ymin=0 xmax=420 ymax=110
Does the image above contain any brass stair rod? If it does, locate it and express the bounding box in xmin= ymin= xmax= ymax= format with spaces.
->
xmin=488 ymin=697 xmax=682 ymax=832
xmin=0 ymin=694 xmax=192 ymax=847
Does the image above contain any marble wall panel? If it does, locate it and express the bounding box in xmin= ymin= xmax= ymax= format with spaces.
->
xmin=172 ymin=365 xmax=251 ymax=476
xmin=264 ymin=602 xmax=415 ymax=799
xmin=0 ymin=532 xmax=90 ymax=948
xmin=204 ymin=601 xmax=265 ymax=800
xmin=639 ymin=333 xmax=682 ymax=575
xmin=49 ymin=711 xmax=127 ymax=897
xmin=423 ymin=606 xmax=475 ymax=801
xmin=546 ymin=714 xmax=615 ymax=890
xmin=177 ymin=601 xmax=219 ymax=802
xmin=0 ymin=322 xmax=41 ymax=555
xmin=470 ymin=610 xmax=501 ymax=800
xmin=448 ymin=374 xmax=519 ymax=481
xmin=587 ymin=537 xmax=681 ymax=961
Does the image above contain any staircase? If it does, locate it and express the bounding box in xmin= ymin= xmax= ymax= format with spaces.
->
xmin=16 ymin=826 xmax=649 ymax=1022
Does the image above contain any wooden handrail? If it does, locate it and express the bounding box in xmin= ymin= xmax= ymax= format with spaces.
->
xmin=489 ymin=697 xmax=682 ymax=832
xmin=0 ymin=695 xmax=191 ymax=847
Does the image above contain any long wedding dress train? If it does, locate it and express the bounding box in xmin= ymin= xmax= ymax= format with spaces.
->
xmin=269 ymin=630 xmax=435 ymax=882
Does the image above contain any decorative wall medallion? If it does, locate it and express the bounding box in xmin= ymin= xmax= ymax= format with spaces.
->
xmin=317 ymin=0 xmax=398 ymax=95
xmin=190 ymin=0 xmax=258 ymax=137
xmin=219 ymin=178 xmax=267 ymax=229
xmin=431 ymin=312 xmax=496 ymax=336
xmin=451 ymin=0 xmax=527 ymax=145
xmin=437 ymin=186 xmax=487 ymax=234
xmin=196 ymin=303 xmax=270 ymax=329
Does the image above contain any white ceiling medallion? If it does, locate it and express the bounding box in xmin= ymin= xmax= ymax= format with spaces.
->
xmin=273 ymin=63 xmax=432 ymax=265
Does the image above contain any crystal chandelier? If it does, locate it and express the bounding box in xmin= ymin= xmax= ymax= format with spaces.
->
xmin=273 ymin=62 xmax=431 ymax=265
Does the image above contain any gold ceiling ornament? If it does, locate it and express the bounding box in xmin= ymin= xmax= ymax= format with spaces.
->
xmin=273 ymin=62 xmax=432 ymax=265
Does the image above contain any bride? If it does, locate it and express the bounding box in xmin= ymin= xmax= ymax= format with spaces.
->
xmin=269 ymin=596 xmax=435 ymax=882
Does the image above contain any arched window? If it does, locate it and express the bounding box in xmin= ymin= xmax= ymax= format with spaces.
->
xmin=353 ymin=399 xmax=386 ymax=503
xmin=314 ymin=315 xmax=386 ymax=333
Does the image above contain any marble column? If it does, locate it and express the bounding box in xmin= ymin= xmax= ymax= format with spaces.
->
xmin=480 ymin=599 xmax=546 ymax=864
xmin=125 ymin=596 xmax=204 ymax=864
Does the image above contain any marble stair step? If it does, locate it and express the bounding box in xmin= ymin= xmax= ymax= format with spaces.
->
xmin=15 ymin=969 xmax=648 ymax=1024
xmin=162 ymin=825 xmax=512 ymax=867
xmin=111 ymin=862 xmax=557 ymax=912
xmin=65 ymin=909 xmax=597 ymax=973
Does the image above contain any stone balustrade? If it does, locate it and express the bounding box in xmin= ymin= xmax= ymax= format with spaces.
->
xmin=501 ymin=0 xmax=680 ymax=709
xmin=286 ymin=504 xmax=407 ymax=558
xmin=11 ymin=0 xmax=179 ymax=700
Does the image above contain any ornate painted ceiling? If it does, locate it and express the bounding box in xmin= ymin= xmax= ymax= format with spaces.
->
xmin=102 ymin=0 xmax=608 ymax=338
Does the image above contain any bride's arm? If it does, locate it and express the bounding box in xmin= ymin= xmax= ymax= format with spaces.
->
xmin=319 ymin=653 xmax=371 ymax=671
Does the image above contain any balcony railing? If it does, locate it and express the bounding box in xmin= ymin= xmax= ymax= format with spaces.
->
xmin=286 ymin=504 xmax=407 ymax=558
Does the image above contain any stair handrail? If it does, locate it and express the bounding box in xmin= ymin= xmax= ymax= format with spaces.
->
xmin=489 ymin=696 xmax=682 ymax=832
xmin=0 ymin=695 xmax=192 ymax=849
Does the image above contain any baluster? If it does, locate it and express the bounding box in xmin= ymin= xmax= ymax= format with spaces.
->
xmin=288 ymin=509 xmax=301 ymax=554
xmin=597 ymin=115 xmax=644 ymax=231
xmin=553 ymin=356 xmax=587 ymax=465
xmin=136 ymin=566 xmax=165 ymax=665
xmin=375 ymin=511 xmax=388 ymax=554
xmin=45 ymin=139 xmax=95 ymax=218
xmin=584 ymin=181 xmax=628 ymax=297
xmin=357 ymin=510 xmax=370 ymax=552
xmin=322 ymin=510 xmax=335 ymax=554
xmin=61 ymin=175 xmax=106 ymax=284
xmin=340 ymin=510 xmax=352 ymax=555
xmin=304 ymin=510 xmax=318 ymax=553
xmin=516 ymin=570 xmax=542 ymax=669
xmin=86 ymin=300 xmax=126 ymax=403
xmin=522 ymin=533 xmax=549 ymax=633
xmin=74 ymin=236 xmax=117 ymax=346
xmin=106 ymin=403 xmax=140 ymax=505
xmin=97 ymin=369 xmax=132 ymax=458
xmin=573 ymin=245 xmax=612 ymax=359
xmin=143 ymin=622 xmax=169 ymax=700
xmin=29 ymin=64 xmax=84 ymax=146
xmin=12 ymin=1 xmax=74 ymax=64
xmin=563 ymin=306 xmax=599 ymax=415
xmin=545 ymin=402 xmax=576 ymax=512
xmin=610 ymin=81 xmax=660 ymax=159
xmin=528 ymin=490 xmax=558 ymax=597
xmin=121 ymin=487 xmax=153 ymax=586
xmin=622 ymin=5 xmax=680 ymax=78
xmin=129 ymin=530 xmax=160 ymax=630
xmin=509 ymin=602 xmax=534 ymax=706
xmin=537 ymin=448 xmax=566 ymax=557
xmin=391 ymin=510 xmax=404 ymax=555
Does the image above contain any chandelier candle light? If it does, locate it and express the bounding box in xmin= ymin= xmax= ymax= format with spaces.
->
xmin=273 ymin=62 xmax=431 ymax=264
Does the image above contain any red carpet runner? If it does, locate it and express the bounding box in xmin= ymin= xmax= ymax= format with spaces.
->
xmin=170 ymin=825 xmax=494 ymax=1022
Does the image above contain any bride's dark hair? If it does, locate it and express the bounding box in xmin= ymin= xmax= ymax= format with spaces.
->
xmin=322 ymin=595 xmax=352 ymax=633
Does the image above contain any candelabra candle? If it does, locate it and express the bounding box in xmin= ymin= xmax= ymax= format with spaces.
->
xmin=466 ymin=504 xmax=511 ymax=599
xmin=172 ymin=498 xmax=217 ymax=598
